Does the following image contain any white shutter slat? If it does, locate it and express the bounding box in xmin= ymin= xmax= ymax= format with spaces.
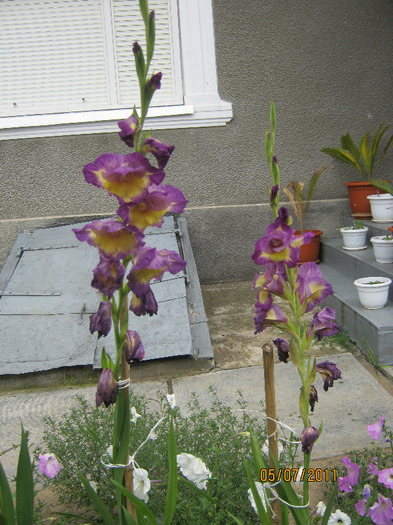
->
xmin=0 ymin=0 xmax=182 ymax=118
xmin=0 ymin=0 xmax=109 ymax=116
xmin=112 ymin=0 xmax=182 ymax=108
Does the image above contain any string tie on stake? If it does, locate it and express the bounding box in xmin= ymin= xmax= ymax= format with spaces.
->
xmin=117 ymin=379 xmax=130 ymax=389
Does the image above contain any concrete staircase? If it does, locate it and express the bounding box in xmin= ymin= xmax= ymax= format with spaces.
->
xmin=320 ymin=218 xmax=393 ymax=366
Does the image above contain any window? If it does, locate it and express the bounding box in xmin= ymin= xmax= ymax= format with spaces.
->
xmin=0 ymin=0 xmax=232 ymax=139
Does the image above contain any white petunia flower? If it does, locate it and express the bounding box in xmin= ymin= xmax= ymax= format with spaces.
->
xmin=166 ymin=393 xmax=176 ymax=409
xmin=261 ymin=439 xmax=284 ymax=459
xmin=133 ymin=467 xmax=151 ymax=503
xmin=177 ymin=453 xmax=212 ymax=490
xmin=248 ymin=482 xmax=268 ymax=514
xmin=131 ymin=406 xmax=142 ymax=424
xmin=327 ymin=509 xmax=351 ymax=524
xmin=316 ymin=501 xmax=326 ymax=516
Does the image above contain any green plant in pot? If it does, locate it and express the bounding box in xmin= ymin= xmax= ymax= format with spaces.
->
xmin=340 ymin=219 xmax=369 ymax=250
xmin=283 ymin=164 xmax=328 ymax=263
xmin=321 ymin=123 xmax=393 ymax=218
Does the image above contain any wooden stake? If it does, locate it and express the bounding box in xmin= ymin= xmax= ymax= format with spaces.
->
xmin=263 ymin=343 xmax=281 ymax=524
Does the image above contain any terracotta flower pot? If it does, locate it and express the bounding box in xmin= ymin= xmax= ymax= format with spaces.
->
xmin=295 ymin=230 xmax=323 ymax=264
xmin=345 ymin=181 xmax=387 ymax=219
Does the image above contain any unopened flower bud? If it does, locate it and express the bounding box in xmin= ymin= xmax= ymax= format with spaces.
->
xmin=96 ymin=368 xmax=119 ymax=408
xmin=124 ymin=330 xmax=145 ymax=363
xmin=301 ymin=426 xmax=319 ymax=454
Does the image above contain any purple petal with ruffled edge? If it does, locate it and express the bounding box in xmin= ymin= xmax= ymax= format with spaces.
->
xmin=341 ymin=456 xmax=360 ymax=486
xmin=297 ymin=262 xmax=334 ymax=312
xmin=144 ymin=137 xmax=175 ymax=169
xmin=254 ymin=290 xmax=287 ymax=334
xmin=315 ymin=359 xmax=342 ymax=391
xmin=124 ymin=330 xmax=145 ymax=363
xmin=91 ymin=256 xmax=125 ymax=299
xmin=89 ymin=301 xmax=112 ymax=338
xmin=82 ymin=152 xmax=165 ymax=204
xmin=127 ymin=246 xmax=186 ymax=297
xmin=39 ymin=454 xmax=62 ymax=478
xmin=306 ymin=307 xmax=339 ymax=342
xmin=367 ymin=414 xmax=385 ymax=440
xmin=377 ymin=467 xmax=393 ymax=489
xmin=129 ymin=288 xmax=158 ymax=317
xmin=73 ymin=218 xmax=143 ymax=260
xmin=118 ymin=114 xmax=140 ymax=148
xmin=117 ymin=184 xmax=187 ymax=231
xmin=367 ymin=495 xmax=393 ymax=525
xmin=253 ymin=264 xmax=286 ymax=297
xmin=273 ymin=337 xmax=290 ymax=363
xmin=355 ymin=499 xmax=368 ymax=517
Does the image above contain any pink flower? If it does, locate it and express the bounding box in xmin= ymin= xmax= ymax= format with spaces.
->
xmin=367 ymin=495 xmax=393 ymax=525
xmin=38 ymin=454 xmax=62 ymax=478
xmin=377 ymin=467 xmax=393 ymax=489
xmin=367 ymin=415 xmax=385 ymax=440
xmin=355 ymin=498 xmax=368 ymax=517
xmin=368 ymin=461 xmax=379 ymax=476
xmin=338 ymin=456 xmax=360 ymax=492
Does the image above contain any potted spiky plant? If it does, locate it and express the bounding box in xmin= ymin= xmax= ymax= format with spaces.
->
xmin=321 ymin=123 xmax=393 ymax=218
xmin=283 ymin=164 xmax=328 ymax=263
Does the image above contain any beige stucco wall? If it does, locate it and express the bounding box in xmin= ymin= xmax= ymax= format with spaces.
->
xmin=1 ymin=0 xmax=393 ymax=282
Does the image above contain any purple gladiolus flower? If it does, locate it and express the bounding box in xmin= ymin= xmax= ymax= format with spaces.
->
xmin=254 ymin=290 xmax=287 ymax=334
xmin=73 ymin=218 xmax=143 ymax=260
xmin=306 ymin=307 xmax=339 ymax=342
xmin=309 ymin=385 xmax=318 ymax=412
xmin=147 ymin=72 xmax=162 ymax=92
xmin=297 ymin=263 xmax=334 ymax=313
xmin=117 ymin=184 xmax=187 ymax=232
xmin=272 ymin=156 xmax=278 ymax=164
xmin=82 ymin=152 xmax=165 ymax=204
xmin=39 ymin=454 xmax=62 ymax=478
xmin=315 ymin=360 xmax=341 ymax=391
xmin=144 ymin=138 xmax=175 ymax=169
xmin=130 ymin=288 xmax=158 ymax=317
xmin=127 ymin=246 xmax=186 ymax=297
xmin=90 ymin=301 xmax=112 ymax=338
xmin=377 ymin=467 xmax=393 ymax=489
xmin=277 ymin=206 xmax=292 ymax=226
xmin=273 ymin=337 xmax=290 ymax=363
xmin=118 ymin=114 xmax=140 ymax=148
xmin=270 ymin=184 xmax=279 ymax=203
xmin=355 ymin=498 xmax=368 ymax=517
xmin=300 ymin=426 xmax=319 ymax=454
xmin=367 ymin=495 xmax=393 ymax=525
xmin=367 ymin=414 xmax=385 ymax=440
xmin=338 ymin=456 xmax=360 ymax=492
xmin=91 ymin=256 xmax=125 ymax=299
xmin=124 ymin=330 xmax=145 ymax=363
xmin=96 ymin=368 xmax=119 ymax=408
xmin=253 ymin=264 xmax=286 ymax=296
xmin=252 ymin=208 xmax=311 ymax=268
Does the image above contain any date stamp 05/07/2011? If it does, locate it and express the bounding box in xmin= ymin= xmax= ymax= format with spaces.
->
xmin=260 ymin=468 xmax=337 ymax=484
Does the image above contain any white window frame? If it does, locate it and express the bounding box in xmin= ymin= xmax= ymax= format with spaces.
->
xmin=0 ymin=0 xmax=232 ymax=140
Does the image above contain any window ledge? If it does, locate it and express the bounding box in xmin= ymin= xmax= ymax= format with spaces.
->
xmin=0 ymin=97 xmax=232 ymax=140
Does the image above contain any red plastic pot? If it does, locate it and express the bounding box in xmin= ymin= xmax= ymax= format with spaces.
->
xmin=295 ymin=230 xmax=323 ymax=264
xmin=345 ymin=181 xmax=386 ymax=219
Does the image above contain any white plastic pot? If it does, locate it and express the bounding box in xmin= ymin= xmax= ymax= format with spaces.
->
xmin=354 ymin=276 xmax=391 ymax=309
xmin=340 ymin=227 xmax=368 ymax=250
xmin=370 ymin=235 xmax=393 ymax=263
xmin=367 ymin=194 xmax=393 ymax=222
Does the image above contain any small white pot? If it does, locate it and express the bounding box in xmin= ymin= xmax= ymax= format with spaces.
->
xmin=367 ymin=193 xmax=393 ymax=222
xmin=354 ymin=276 xmax=391 ymax=309
xmin=340 ymin=226 xmax=368 ymax=250
xmin=370 ymin=235 xmax=393 ymax=263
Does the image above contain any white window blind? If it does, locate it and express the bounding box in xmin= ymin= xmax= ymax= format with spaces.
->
xmin=0 ymin=0 xmax=182 ymax=118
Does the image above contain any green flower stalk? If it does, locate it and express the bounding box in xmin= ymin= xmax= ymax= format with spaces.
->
xmin=252 ymin=101 xmax=341 ymax=519
xmin=73 ymin=0 xmax=187 ymax=522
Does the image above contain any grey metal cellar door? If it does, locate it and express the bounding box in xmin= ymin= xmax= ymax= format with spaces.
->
xmin=0 ymin=216 xmax=212 ymax=375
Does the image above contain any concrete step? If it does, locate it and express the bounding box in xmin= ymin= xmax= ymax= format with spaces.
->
xmin=319 ymin=219 xmax=393 ymax=365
